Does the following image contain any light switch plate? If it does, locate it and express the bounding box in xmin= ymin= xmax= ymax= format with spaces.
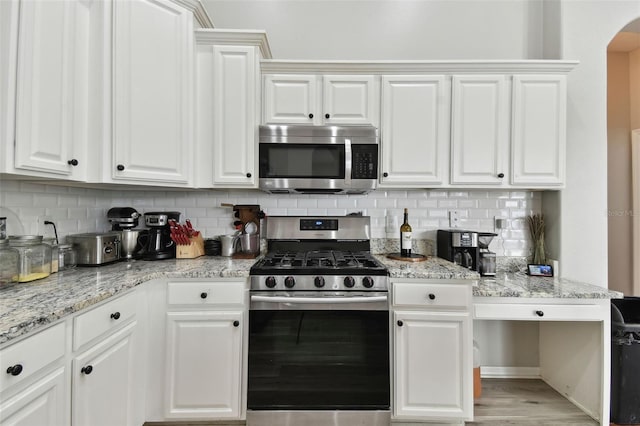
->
xmin=449 ymin=210 xmax=460 ymax=228
xmin=494 ymin=217 xmax=506 ymax=231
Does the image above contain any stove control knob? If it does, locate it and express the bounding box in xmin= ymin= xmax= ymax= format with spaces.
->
xmin=284 ymin=276 xmax=296 ymax=288
xmin=362 ymin=276 xmax=375 ymax=288
xmin=314 ymin=276 xmax=325 ymax=288
xmin=265 ymin=276 xmax=277 ymax=288
xmin=344 ymin=276 xmax=355 ymax=288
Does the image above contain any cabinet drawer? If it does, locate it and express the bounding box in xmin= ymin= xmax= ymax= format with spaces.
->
xmin=167 ymin=280 xmax=245 ymax=306
xmin=0 ymin=322 xmax=66 ymax=392
xmin=73 ymin=291 xmax=137 ymax=351
xmin=474 ymin=303 xmax=605 ymax=321
xmin=393 ymin=282 xmax=471 ymax=309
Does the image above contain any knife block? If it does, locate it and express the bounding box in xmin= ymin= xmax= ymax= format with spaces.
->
xmin=176 ymin=234 xmax=205 ymax=259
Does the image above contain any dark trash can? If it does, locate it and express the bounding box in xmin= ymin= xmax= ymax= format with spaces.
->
xmin=611 ymin=297 xmax=640 ymax=424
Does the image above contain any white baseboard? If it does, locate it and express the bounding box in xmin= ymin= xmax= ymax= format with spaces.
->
xmin=480 ymin=366 xmax=541 ymax=379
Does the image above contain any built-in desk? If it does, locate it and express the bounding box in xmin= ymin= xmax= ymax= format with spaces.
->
xmin=473 ymin=273 xmax=621 ymax=426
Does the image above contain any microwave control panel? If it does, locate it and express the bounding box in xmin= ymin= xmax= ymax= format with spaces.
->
xmin=351 ymin=144 xmax=378 ymax=179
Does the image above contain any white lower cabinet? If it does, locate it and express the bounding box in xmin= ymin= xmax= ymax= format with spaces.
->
xmin=0 ymin=368 xmax=67 ymax=426
xmin=165 ymin=311 xmax=243 ymax=419
xmin=392 ymin=280 xmax=473 ymax=423
xmin=72 ymin=322 xmax=140 ymax=426
xmin=163 ymin=279 xmax=246 ymax=420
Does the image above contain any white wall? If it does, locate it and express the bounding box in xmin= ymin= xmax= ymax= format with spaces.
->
xmin=551 ymin=1 xmax=640 ymax=287
xmin=203 ymin=0 xmax=544 ymax=60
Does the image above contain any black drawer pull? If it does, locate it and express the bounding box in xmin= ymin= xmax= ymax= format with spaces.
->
xmin=428 ymin=293 xmax=436 ymax=300
xmin=6 ymin=364 xmax=23 ymax=376
xmin=116 ymin=164 xmax=125 ymax=171
xmin=110 ymin=312 xmax=121 ymax=320
xmin=325 ymin=113 xmax=330 ymax=119
xmin=68 ymin=159 xmax=79 ymax=166
xmin=81 ymin=365 xmax=93 ymax=375
xmin=535 ymin=310 xmax=544 ymax=317
xmin=397 ymin=320 xmax=403 ymax=327
xmin=383 ymin=172 xmax=389 ymax=177
xmin=497 ymin=173 xmax=505 ymax=178
xmin=308 ymin=113 xmax=314 ymax=119
xmin=200 ymin=292 xmax=208 ymax=299
xmin=233 ymin=320 xmax=240 ymax=327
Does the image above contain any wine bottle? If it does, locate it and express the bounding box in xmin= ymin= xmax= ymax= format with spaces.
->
xmin=400 ymin=208 xmax=412 ymax=257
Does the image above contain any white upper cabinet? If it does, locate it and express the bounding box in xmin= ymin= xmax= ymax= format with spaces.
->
xmin=262 ymin=74 xmax=318 ymax=124
xmin=322 ymin=75 xmax=378 ymax=125
xmin=12 ymin=0 xmax=95 ymax=180
xmin=379 ymin=76 xmax=448 ymax=187
xmin=111 ymin=0 xmax=193 ymax=186
xmin=511 ymin=75 xmax=566 ymax=186
xmin=263 ymin=74 xmax=378 ymax=126
xmin=195 ymin=30 xmax=270 ymax=188
xmin=450 ymin=75 xmax=509 ymax=185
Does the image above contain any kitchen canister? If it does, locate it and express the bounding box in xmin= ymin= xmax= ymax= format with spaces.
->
xmin=8 ymin=235 xmax=52 ymax=282
xmin=43 ymin=238 xmax=59 ymax=273
xmin=0 ymin=239 xmax=20 ymax=285
xmin=58 ymin=244 xmax=77 ymax=271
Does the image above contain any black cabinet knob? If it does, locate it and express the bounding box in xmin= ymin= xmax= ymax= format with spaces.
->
xmin=397 ymin=320 xmax=404 ymax=327
xmin=325 ymin=113 xmax=330 ymax=119
xmin=233 ymin=320 xmax=240 ymax=327
xmin=246 ymin=173 xmax=252 ymax=178
xmin=308 ymin=113 xmax=314 ymax=119
xmin=498 ymin=173 xmax=505 ymax=178
xmin=110 ymin=312 xmax=121 ymax=320
xmin=535 ymin=310 xmax=544 ymax=317
xmin=6 ymin=364 xmax=23 ymax=376
xmin=116 ymin=164 xmax=125 ymax=171
xmin=428 ymin=293 xmax=436 ymax=300
xmin=67 ymin=159 xmax=79 ymax=166
xmin=383 ymin=172 xmax=389 ymax=178
xmin=81 ymin=365 xmax=93 ymax=375
xmin=200 ymin=292 xmax=208 ymax=299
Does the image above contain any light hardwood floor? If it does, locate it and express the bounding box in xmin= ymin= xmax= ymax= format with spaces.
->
xmin=469 ymin=378 xmax=599 ymax=425
xmin=145 ymin=378 xmax=600 ymax=426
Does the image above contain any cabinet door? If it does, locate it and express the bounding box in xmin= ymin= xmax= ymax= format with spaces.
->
xmin=380 ymin=76 xmax=448 ymax=187
xmin=112 ymin=0 xmax=193 ymax=185
xmin=72 ymin=322 xmax=140 ymax=426
xmin=393 ymin=310 xmax=472 ymax=421
xmin=511 ymin=75 xmax=566 ymax=186
xmin=211 ymin=45 xmax=257 ymax=187
xmin=451 ymin=75 xmax=509 ymax=185
xmin=263 ymin=74 xmax=318 ymax=124
xmin=165 ymin=311 xmax=243 ymax=419
xmin=0 ymin=368 xmax=68 ymax=426
xmin=13 ymin=0 xmax=93 ymax=179
xmin=323 ymin=75 xmax=378 ymax=126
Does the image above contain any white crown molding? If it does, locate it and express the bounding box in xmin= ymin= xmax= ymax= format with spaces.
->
xmin=260 ymin=60 xmax=579 ymax=75
xmin=195 ymin=29 xmax=273 ymax=59
xmin=170 ymin=0 xmax=214 ymax=28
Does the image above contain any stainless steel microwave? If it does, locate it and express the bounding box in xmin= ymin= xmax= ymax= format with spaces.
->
xmin=258 ymin=124 xmax=379 ymax=194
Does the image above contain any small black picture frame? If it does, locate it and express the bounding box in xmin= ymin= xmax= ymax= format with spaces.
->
xmin=527 ymin=264 xmax=554 ymax=277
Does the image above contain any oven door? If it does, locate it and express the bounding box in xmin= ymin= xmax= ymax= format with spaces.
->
xmin=248 ymin=291 xmax=390 ymax=412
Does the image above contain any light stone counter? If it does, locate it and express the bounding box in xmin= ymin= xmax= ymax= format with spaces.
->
xmin=0 ymin=255 xmax=623 ymax=346
xmin=0 ymin=257 xmax=255 ymax=345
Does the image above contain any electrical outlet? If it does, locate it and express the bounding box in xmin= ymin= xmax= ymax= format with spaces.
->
xmin=449 ymin=210 xmax=460 ymax=228
xmin=494 ymin=216 xmax=506 ymax=231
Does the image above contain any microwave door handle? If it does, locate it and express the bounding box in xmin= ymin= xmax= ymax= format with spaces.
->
xmin=344 ymin=138 xmax=352 ymax=186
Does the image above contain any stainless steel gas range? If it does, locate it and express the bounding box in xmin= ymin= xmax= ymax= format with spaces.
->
xmin=247 ymin=216 xmax=391 ymax=426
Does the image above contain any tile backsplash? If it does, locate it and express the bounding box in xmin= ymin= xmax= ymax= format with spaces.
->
xmin=0 ymin=178 xmax=541 ymax=256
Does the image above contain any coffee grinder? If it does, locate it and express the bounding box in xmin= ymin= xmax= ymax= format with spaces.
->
xmin=143 ymin=212 xmax=180 ymax=260
xmin=478 ymin=232 xmax=498 ymax=276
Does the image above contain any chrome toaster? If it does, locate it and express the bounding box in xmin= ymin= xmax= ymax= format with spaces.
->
xmin=66 ymin=232 xmax=121 ymax=266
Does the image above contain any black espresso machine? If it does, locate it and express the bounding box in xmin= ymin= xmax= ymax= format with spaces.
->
xmin=437 ymin=229 xmax=479 ymax=271
xmin=143 ymin=211 xmax=180 ymax=260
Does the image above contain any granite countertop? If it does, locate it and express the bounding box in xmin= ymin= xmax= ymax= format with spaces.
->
xmin=0 ymin=255 xmax=623 ymax=346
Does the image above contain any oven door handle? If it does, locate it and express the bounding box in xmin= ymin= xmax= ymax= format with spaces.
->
xmin=250 ymin=295 xmax=388 ymax=304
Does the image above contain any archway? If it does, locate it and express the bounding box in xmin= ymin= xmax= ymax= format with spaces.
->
xmin=607 ymin=18 xmax=640 ymax=296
